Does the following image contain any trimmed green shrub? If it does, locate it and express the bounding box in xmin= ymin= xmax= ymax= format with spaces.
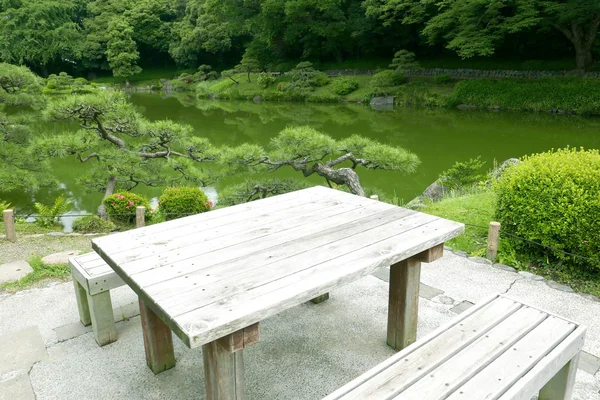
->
xmin=433 ymin=74 xmax=454 ymax=84
xmin=369 ymin=70 xmax=405 ymax=88
xmin=257 ymin=72 xmax=276 ymax=88
xmin=494 ymin=148 xmax=600 ymax=272
xmin=103 ymin=192 xmax=151 ymax=223
xmin=159 ymin=187 xmax=212 ymax=221
xmin=330 ymin=77 xmax=359 ymax=95
xmin=72 ymin=216 xmax=115 ymax=233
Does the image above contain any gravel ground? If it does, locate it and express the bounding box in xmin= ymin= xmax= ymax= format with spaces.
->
xmin=0 ymin=235 xmax=105 ymax=264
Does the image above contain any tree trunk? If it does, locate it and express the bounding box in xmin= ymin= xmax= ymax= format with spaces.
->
xmin=575 ymin=45 xmax=593 ymax=75
xmin=313 ymin=165 xmax=366 ymax=197
xmin=97 ymin=176 xmax=117 ymax=220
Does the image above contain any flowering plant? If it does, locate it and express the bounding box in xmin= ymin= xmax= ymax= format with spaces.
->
xmin=103 ymin=192 xmax=151 ymax=223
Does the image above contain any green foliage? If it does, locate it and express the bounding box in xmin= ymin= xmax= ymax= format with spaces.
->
xmin=494 ymin=148 xmax=600 ymax=272
xmin=107 ymin=18 xmax=143 ymax=78
xmin=289 ymin=62 xmax=330 ymax=88
xmin=421 ymin=189 xmax=496 ymax=255
xmin=389 ymin=50 xmax=420 ymax=73
xmin=236 ymin=52 xmax=261 ymax=83
xmin=256 ymin=73 xmax=276 ymax=89
xmin=330 ymin=77 xmax=359 ymax=95
xmin=0 ymin=63 xmax=43 ymax=106
xmin=451 ymin=78 xmax=600 ymax=115
xmin=43 ymin=73 xmax=96 ymax=95
xmin=34 ymin=195 xmax=72 ymax=228
xmin=439 ymin=157 xmax=486 ymax=191
xmin=369 ymin=70 xmax=405 ymax=88
xmin=218 ymin=178 xmax=311 ymax=207
xmin=0 ymin=200 xmax=11 ymax=212
xmin=158 ymin=187 xmax=212 ymax=220
xmin=103 ymin=192 xmax=151 ymax=223
xmin=433 ymin=74 xmax=454 ymax=84
xmin=72 ymin=216 xmax=116 ymax=233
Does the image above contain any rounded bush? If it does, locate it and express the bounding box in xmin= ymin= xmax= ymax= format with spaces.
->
xmin=369 ymin=70 xmax=405 ymax=88
xmin=330 ymin=77 xmax=359 ymax=95
xmin=103 ymin=192 xmax=151 ymax=223
xmin=257 ymin=72 xmax=276 ymax=89
xmin=159 ymin=187 xmax=212 ymax=221
xmin=72 ymin=216 xmax=115 ymax=233
xmin=494 ymin=148 xmax=600 ymax=271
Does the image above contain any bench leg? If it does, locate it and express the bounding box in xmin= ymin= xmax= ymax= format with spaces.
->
xmin=539 ymin=353 xmax=580 ymax=400
xmin=73 ymin=280 xmax=91 ymax=326
xmin=86 ymin=290 xmax=118 ymax=346
xmin=139 ymin=298 xmax=176 ymax=374
xmin=311 ymin=293 xmax=330 ymax=304
xmin=387 ymin=257 xmax=421 ymax=350
xmin=202 ymin=339 xmax=245 ymax=400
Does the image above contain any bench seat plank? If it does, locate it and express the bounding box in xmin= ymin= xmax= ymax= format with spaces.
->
xmin=324 ymin=294 xmax=585 ymax=400
xmin=443 ymin=315 xmax=576 ymax=399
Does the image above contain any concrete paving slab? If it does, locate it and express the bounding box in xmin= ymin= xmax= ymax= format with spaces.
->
xmin=580 ymin=351 xmax=600 ymax=375
xmin=55 ymin=322 xmax=92 ymax=342
xmin=0 ymin=260 xmax=33 ymax=284
xmin=0 ymin=374 xmax=35 ymax=400
xmin=0 ymin=326 xmax=48 ymax=375
xmin=29 ymin=277 xmax=457 ymax=400
xmin=0 ymin=280 xmax=139 ymax=345
xmin=419 ymin=283 xmax=444 ymax=300
xmin=450 ymin=300 xmax=474 ymax=314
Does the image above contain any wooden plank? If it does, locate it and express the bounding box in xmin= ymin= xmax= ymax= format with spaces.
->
xmin=323 ymin=294 xmax=502 ymax=400
xmin=216 ymin=323 xmax=260 ymax=353
xmin=446 ymin=316 xmax=576 ymax=400
xmin=498 ymin=326 xmax=586 ymax=400
xmin=387 ymin=256 xmax=421 ymax=350
xmin=88 ymin=271 xmax=125 ymax=295
xmin=93 ymin=187 xmax=332 ymax=253
xmin=414 ymin=243 xmax=444 ymax=263
xmin=155 ymin=210 xmax=430 ymax=316
xmin=87 ymin=290 xmax=117 ymax=346
xmin=202 ymin=340 xmax=245 ymax=400
xmin=70 ymin=260 xmax=92 ymax=291
xmin=139 ymin=298 xmax=176 ymax=374
xmin=395 ymin=307 xmax=548 ymax=399
xmin=539 ymin=353 xmax=580 ymax=400
xmin=73 ymin=280 xmax=91 ymax=326
xmin=107 ymin=196 xmax=381 ymax=268
xmin=133 ymin=208 xmax=415 ymax=296
xmin=326 ymin=297 xmax=522 ymax=399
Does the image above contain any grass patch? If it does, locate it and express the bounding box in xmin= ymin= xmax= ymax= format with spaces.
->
xmin=0 ymin=221 xmax=61 ymax=235
xmin=421 ymin=189 xmax=496 ymax=255
xmin=94 ymin=67 xmax=196 ymax=85
xmin=0 ymin=256 xmax=70 ymax=292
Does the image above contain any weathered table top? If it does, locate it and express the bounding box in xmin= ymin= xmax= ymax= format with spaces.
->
xmin=92 ymin=186 xmax=464 ymax=348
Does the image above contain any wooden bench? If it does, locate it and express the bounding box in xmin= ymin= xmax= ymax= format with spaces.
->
xmin=324 ymin=294 xmax=586 ymax=400
xmin=70 ymin=252 xmax=125 ymax=346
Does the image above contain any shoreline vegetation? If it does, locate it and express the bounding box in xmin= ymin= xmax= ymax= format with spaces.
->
xmin=105 ymin=65 xmax=600 ymax=117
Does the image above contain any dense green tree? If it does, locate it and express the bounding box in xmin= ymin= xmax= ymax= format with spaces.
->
xmin=0 ymin=63 xmax=43 ymax=106
xmin=220 ymin=126 xmax=420 ymax=197
xmin=32 ymin=91 xmax=217 ymax=217
xmin=389 ymin=50 xmax=420 ymax=73
xmin=106 ymin=18 xmax=142 ymax=78
xmin=0 ymin=0 xmax=83 ymax=74
xmin=235 ymin=52 xmax=261 ymax=82
xmin=364 ymin=0 xmax=600 ymax=73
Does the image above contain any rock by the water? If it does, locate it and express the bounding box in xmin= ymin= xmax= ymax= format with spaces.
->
xmin=41 ymin=250 xmax=80 ymax=266
xmin=456 ymin=104 xmax=477 ymax=110
xmin=491 ymin=158 xmax=520 ymax=180
xmin=370 ymin=96 xmax=394 ymax=111
xmin=253 ymin=96 xmax=261 ymax=103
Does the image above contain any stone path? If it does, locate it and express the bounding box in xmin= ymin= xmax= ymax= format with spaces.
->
xmin=0 ymin=251 xmax=599 ymax=399
xmin=0 ymin=260 xmax=32 ymax=284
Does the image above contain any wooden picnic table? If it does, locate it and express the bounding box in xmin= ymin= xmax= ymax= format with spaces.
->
xmin=92 ymin=186 xmax=464 ymax=399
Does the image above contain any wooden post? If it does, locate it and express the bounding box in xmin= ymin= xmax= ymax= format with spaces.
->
xmin=539 ymin=353 xmax=580 ymax=400
xmin=370 ymin=195 xmax=379 ymax=201
xmin=139 ymin=298 xmax=175 ymax=374
xmin=136 ymin=206 xmax=146 ymax=228
xmin=387 ymin=244 xmax=445 ymax=350
xmin=486 ymin=221 xmax=501 ymax=262
xmin=202 ymin=324 xmax=258 ymax=400
xmin=3 ymin=209 xmax=16 ymax=242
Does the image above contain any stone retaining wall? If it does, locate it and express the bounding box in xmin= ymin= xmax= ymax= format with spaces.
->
xmin=325 ymin=68 xmax=600 ymax=79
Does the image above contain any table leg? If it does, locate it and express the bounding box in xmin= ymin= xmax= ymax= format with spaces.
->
xmin=139 ymin=298 xmax=176 ymax=374
xmin=539 ymin=353 xmax=580 ymax=400
xmin=386 ymin=244 xmax=444 ymax=350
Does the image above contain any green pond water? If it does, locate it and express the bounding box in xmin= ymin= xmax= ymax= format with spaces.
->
xmin=5 ymin=93 xmax=600 ymax=222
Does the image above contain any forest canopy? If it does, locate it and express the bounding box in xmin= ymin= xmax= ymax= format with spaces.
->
xmin=0 ymin=0 xmax=598 ymax=77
